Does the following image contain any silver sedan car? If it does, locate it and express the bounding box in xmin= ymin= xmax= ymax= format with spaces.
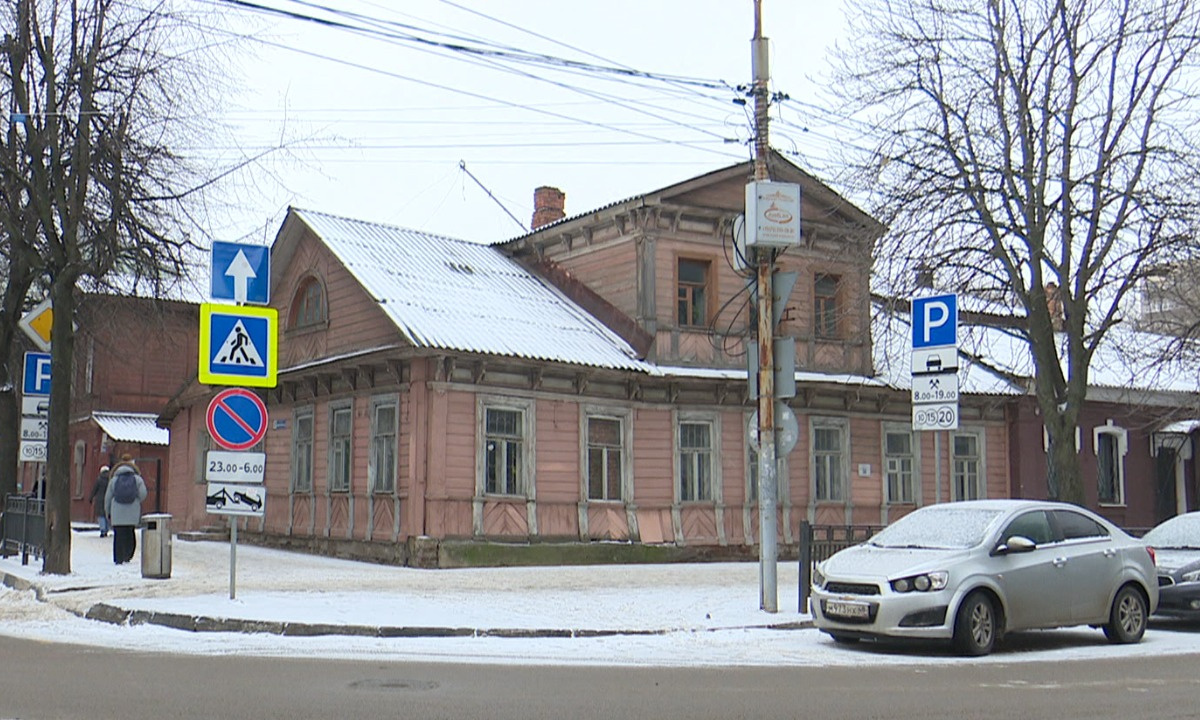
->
xmin=811 ymin=499 xmax=1158 ymax=655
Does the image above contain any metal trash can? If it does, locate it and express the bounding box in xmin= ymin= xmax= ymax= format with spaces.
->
xmin=141 ymin=513 xmax=172 ymax=579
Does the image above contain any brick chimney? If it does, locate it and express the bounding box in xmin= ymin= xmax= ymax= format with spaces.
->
xmin=531 ymin=186 xmax=566 ymax=230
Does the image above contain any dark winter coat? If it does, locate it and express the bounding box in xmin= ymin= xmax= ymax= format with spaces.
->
xmin=89 ymin=470 xmax=110 ymax=517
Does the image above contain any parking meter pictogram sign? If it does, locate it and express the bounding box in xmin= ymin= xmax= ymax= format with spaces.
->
xmin=206 ymin=388 xmax=268 ymax=451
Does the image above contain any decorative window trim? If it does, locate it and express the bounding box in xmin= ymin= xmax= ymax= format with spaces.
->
xmin=328 ymin=400 xmax=354 ymax=493
xmin=288 ymin=274 xmax=329 ymax=333
xmin=368 ymin=395 xmax=398 ymax=495
xmin=676 ymin=256 xmax=714 ymax=329
xmin=881 ymin=422 xmax=919 ymax=505
xmin=810 ymin=415 xmax=849 ymax=503
xmin=291 ymin=406 xmax=315 ymax=494
xmin=675 ymin=410 xmax=721 ymax=503
xmin=581 ymin=405 xmax=633 ymax=503
xmin=1093 ymin=420 xmax=1128 ymax=507
xmin=951 ymin=427 xmax=986 ymax=501
xmin=1042 ymin=425 xmax=1081 ymax=452
xmin=476 ymin=395 xmax=535 ymax=499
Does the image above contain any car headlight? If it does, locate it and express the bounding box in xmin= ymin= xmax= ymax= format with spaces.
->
xmin=812 ymin=566 xmax=826 ymax=589
xmin=1182 ymin=569 xmax=1200 ymax=583
xmin=890 ymin=571 xmax=949 ymax=593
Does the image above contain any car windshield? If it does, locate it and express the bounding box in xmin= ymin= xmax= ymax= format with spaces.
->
xmin=1143 ymin=514 xmax=1200 ymax=549
xmin=868 ymin=507 xmax=1005 ymax=550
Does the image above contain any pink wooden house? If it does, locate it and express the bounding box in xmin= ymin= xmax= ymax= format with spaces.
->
xmin=159 ymin=154 xmax=1013 ymax=565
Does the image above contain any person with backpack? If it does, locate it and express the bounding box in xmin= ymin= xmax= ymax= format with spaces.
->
xmin=104 ymin=454 xmax=148 ymax=565
xmin=88 ymin=465 xmax=111 ymax=537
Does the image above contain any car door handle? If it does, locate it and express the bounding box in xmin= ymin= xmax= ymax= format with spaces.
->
xmin=1103 ymin=549 xmax=1117 ymax=558
xmin=1052 ymin=557 xmax=1067 ymax=567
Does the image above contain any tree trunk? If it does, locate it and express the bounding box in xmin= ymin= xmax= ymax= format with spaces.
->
xmin=1046 ymin=427 xmax=1084 ymax=506
xmin=41 ymin=280 xmax=76 ymax=575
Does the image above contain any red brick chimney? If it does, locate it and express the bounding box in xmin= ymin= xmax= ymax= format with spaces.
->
xmin=531 ymin=186 xmax=566 ymax=230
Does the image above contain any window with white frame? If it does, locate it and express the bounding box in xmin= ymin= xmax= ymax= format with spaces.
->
xmin=884 ymin=428 xmax=916 ymax=504
xmin=952 ymin=431 xmax=983 ymax=501
xmin=812 ymin=418 xmax=847 ymax=501
xmin=484 ymin=405 xmax=526 ymax=495
xmin=329 ymin=403 xmax=352 ymax=492
xmin=678 ymin=420 xmax=713 ymax=501
xmin=586 ymin=416 xmax=624 ymax=501
xmin=369 ymin=398 xmax=397 ymax=494
xmin=1094 ymin=422 xmax=1128 ymax=505
xmin=291 ymin=408 xmax=314 ymax=493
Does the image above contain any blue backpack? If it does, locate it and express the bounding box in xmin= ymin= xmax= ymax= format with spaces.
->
xmin=112 ymin=471 xmax=139 ymax=504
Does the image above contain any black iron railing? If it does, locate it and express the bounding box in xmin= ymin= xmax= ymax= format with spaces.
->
xmin=798 ymin=521 xmax=883 ymax=611
xmin=1 ymin=494 xmax=45 ymax=566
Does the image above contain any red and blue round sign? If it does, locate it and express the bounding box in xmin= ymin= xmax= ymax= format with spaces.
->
xmin=206 ymin=388 xmax=268 ymax=451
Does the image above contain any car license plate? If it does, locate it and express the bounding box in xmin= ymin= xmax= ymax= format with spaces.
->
xmin=825 ymin=600 xmax=870 ymax=619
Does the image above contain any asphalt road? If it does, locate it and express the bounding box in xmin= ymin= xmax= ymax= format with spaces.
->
xmin=3 ymin=634 xmax=1200 ymax=720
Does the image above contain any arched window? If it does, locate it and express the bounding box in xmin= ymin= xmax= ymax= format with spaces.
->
xmin=290 ymin=276 xmax=326 ymax=329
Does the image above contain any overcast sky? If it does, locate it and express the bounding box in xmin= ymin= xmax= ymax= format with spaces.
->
xmin=202 ymin=0 xmax=850 ymax=245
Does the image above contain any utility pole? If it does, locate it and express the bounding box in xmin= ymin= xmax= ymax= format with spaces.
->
xmin=751 ymin=0 xmax=778 ymax=613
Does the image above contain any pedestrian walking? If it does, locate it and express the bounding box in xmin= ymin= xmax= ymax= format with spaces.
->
xmin=88 ymin=465 xmax=111 ymax=537
xmin=104 ymin=454 xmax=148 ymax=565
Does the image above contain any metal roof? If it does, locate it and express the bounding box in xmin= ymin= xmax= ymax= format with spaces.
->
xmin=293 ymin=209 xmax=654 ymax=374
xmin=92 ymin=412 xmax=169 ymax=446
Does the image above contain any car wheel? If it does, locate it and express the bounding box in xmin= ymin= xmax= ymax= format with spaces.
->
xmin=829 ymin=633 xmax=859 ymax=645
xmin=953 ymin=591 xmax=997 ymax=656
xmin=1103 ymin=585 xmax=1147 ymax=644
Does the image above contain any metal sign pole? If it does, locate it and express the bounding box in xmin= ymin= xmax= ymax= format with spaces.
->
xmin=230 ymin=520 xmax=238 ymax=600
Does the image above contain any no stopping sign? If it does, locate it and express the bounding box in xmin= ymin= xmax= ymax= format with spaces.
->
xmin=206 ymin=388 xmax=268 ymax=451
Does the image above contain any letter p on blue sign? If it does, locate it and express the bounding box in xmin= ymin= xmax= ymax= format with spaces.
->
xmin=912 ymin=294 xmax=958 ymax=349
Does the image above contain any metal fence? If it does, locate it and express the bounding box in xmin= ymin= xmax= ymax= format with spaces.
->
xmin=1 ymin=494 xmax=45 ymax=565
xmin=797 ymin=521 xmax=883 ymax=611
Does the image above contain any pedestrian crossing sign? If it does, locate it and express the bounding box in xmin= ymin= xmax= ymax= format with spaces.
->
xmin=199 ymin=303 xmax=278 ymax=387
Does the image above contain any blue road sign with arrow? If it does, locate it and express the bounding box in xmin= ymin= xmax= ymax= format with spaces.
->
xmin=211 ymin=241 xmax=270 ymax=305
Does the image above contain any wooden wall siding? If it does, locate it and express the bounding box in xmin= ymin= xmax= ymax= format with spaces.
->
xmin=275 ymin=228 xmax=399 ymax=369
xmin=554 ymin=239 xmax=639 ymax=319
xmin=482 ymin=500 xmax=530 ymax=536
xmin=586 ymin=505 xmax=630 ymax=540
xmin=813 ymin=503 xmax=847 ymax=526
xmin=631 ymin=408 xmax=674 ymax=504
xmin=367 ymin=496 xmax=400 ymax=541
xmin=535 ymin=500 xmax=579 ymax=539
xmin=679 ymin=505 xmax=720 ymax=545
xmin=425 ymin=497 xmax=474 ymax=538
xmin=290 ymin=493 xmax=315 ymax=536
xmin=327 ymin=495 xmax=351 ymax=538
xmin=534 ymin=398 xmax=581 ymax=502
xmin=848 ymin=416 xmax=884 ymax=515
xmin=636 ymin=508 xmax=673 ymax=543
xmin=440 ymin=390 xmax=477 ymax=497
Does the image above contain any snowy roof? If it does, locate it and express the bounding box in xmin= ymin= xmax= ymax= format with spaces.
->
xmin=292 ymin=209 xmax=654 ymax=374
xmin=658 ymin=365 xmax=890 ymax=388
xmin=91 ymin=412 xmax=169 ymax=446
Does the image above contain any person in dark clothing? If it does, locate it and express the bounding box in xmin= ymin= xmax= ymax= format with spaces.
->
xmin=88 ymin=465 xmax=111 ymax=537
xmin=104 ymin=455 xmax=148 ymax=564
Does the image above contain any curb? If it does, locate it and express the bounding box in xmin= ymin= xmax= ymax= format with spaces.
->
xmin=5 ymin=570 xmax=814 ymax=639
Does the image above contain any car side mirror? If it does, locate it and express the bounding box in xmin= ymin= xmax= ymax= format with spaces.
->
xmin=994 ymin=535 xmax=1037 ymax=555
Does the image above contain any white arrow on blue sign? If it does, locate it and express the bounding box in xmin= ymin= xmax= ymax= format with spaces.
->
xmin=912 ymin=294 xmax=958 ymax=349
xmin=211 ymin=241 xmax=270 ymax=305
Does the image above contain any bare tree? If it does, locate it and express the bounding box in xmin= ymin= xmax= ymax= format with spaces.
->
xmin=1 ymin=0 xmax=244 ymax=573
xmin=828 ymin=0 xmax=1200 ymax=504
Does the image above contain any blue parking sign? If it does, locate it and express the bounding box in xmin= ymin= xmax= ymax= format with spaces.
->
xmin=23 ymin=351 xmax=51 ymax=396
xmin=912 ymin=294 xmax=958 ymax=349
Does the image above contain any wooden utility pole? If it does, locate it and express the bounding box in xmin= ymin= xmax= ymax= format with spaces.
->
xmin=752 ymin=0 xmax=778 ymax=613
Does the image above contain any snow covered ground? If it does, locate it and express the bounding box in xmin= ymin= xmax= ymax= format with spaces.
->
xmin=2 ymin=528 xmax=1199 ymax=667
